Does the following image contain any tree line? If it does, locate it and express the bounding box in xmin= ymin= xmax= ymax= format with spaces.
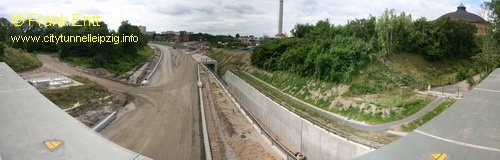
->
xmin=0 ymin=17 xmax=149 ymax=74
xmin=251 ymin=7 xmax=499 ymax=83
xmin=189 ymin=33 xmax=246 ymax=48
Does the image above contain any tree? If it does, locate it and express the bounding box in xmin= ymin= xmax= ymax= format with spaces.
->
xmin=408 ymin=17 xmax=432 ymax=55
xmin=486 ymin=0 xmax=500 ymax=43
xmin=476 ymin=3 xmax=492 ymax=22
xmin=430 ymin=17 xmax=477 ymax=59
xmin=376 ymin=9 xmax=395 ymax=56
xmin=235 ymin=33 xmax=240 ymax=38
xmin=345 ymin=16 xmax=377 ymax=41
xmin=118 ymin=20 xmax=147 ymax=55
xmin=0 ymin=18 xmax=8 ymax=57
xmin=252 ymin=19 xmax=373 ymax=83
xmin=39 ymin=23 xmax=59 ymax=52
xmin=260 ymin=35 xmax=271 ymax=45
xmin=375 ymin=9 xmax=412 ymax=56
xmin=291 ymin=23 xmax=314 ymax=38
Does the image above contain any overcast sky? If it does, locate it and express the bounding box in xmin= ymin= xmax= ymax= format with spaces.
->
xmin=0 ymin=0 xmax=489 ymax=37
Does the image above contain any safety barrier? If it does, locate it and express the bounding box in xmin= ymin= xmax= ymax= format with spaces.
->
xmin=92 ymin=111 xmax=117 ymax=132
xmin=144 ymin=45 xmax=164 ymax=81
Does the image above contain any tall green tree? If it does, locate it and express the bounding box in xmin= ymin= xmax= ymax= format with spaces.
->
xmin=118 ymin=20 xmax=147 ymax=55
xmin=485 ymin=0 xmax=500 ymax=43
xmin=0 ymin=18 xmax=8 ymax=56
xmin=375 ymin=9 xmax=412 ymax=56
xmin=345 ymin=16 xmax=377 ymax=42
xmin=291 ymin=23 xmax=314 ymax=38
xmin=476 ymin=1 xmax=500 ymax=72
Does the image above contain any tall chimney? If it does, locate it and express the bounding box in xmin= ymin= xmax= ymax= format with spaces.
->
xmin=276 ymin=0 xmax=285 ymax=37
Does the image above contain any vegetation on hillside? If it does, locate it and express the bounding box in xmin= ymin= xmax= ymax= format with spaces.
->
xmin=475 ymin=1 xmax=500 ymax=73
xmin=0 ymin=17 xmax=150 ymax=74
xmin=252 ymin=10 xmax=479 ymax=85
xmin=0 ymin=47 xmax=42 ymax=72
xmin=40 ymin=76 xmax=108 ymax=109
xmin=216 ymin=7 xmax=499 ymax=124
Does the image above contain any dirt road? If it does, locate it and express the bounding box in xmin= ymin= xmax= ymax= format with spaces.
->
xmin=37 ymin=44 xmax=201 ymax=160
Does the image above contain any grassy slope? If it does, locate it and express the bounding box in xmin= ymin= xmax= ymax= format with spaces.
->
xmin=401 ymin=99 xmax=456 ymax=132
xmin=387 ymin=53 xmax=475 ymax=87
xmin=0 ymin=47 xmax=42 ymax=72
xmin=40 ymin=76 xmax=108 ymax=109
xmin=210 ymin=49 xmax=469 ymax=124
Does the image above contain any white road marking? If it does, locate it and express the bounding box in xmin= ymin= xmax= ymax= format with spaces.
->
xmin=0 ymin=87 xmax=32 ymax=93
xmin=475 ymin=88 xmax=500 ymax=93
xmin=415 ymin=130 xmax=500 ymax=152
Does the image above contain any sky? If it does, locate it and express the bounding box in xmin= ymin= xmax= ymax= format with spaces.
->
xmin=0 ymin=0 xmax=490 ymax=37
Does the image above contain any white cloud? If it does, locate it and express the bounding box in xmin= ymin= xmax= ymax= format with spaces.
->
xmin=0 ymin=0 xmax=488 ymax=36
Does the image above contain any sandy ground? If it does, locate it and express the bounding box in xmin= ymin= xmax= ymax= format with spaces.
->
xmin=200 ymin=66 xmax=283 ymax=160
xmin=37 ymin=44 xmax=201 ymax=160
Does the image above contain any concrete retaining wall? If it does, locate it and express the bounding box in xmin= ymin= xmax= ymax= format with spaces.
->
xmin=224 ymin=71 xmax=372 ymax=160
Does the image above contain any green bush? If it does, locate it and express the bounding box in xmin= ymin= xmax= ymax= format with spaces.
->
xmin=455 ymin=68 xmax=469 ymax=81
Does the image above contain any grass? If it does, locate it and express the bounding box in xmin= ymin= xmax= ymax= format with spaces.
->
xmin=341 ymin=96 xmax=432 ymax=124
xmin=0 ymin=47 xmax=42 ymax=72
xmin=250 ymin=68 xmax=433 ymax=124
xmin=108 ymin=46 xmax=154 ymax=74
xmin=208 ymin=50 xmax=245 ymax=75
xmin=387 ymin=53 xmax=476 ymax=87
xmin=40 ymin=75 xmax=108 ymax=109
xmin=401 ymin=99 xmax=456 ymax=132
xmin=63 ymin=46 xmax=154 ymax=74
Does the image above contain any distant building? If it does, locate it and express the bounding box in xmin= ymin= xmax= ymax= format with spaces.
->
xmin=138 ymin=25 xmax=146 ymax=33
xmin=144 ymin=31 xmax=155 ymax=37
xmin=160 ymin=30 xmax=190 ymax=42
xmin=437 ymin=3 xmax=488 ymax=35
xmin=179 ymin=31 xmax=189 ymax=42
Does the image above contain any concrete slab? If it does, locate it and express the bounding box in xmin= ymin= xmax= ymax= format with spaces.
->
xmin=356 ymin=69 xmax=500 ymax=160
xmin=0 ymin=62 xmax=151 ymax=160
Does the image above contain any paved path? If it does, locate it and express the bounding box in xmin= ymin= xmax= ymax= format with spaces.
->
xmin=356 ymin=69 xmax=500 ymax=160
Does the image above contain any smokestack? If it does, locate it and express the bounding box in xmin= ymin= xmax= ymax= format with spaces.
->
xmin=276 ymin=0 xmax=285 ymax=37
